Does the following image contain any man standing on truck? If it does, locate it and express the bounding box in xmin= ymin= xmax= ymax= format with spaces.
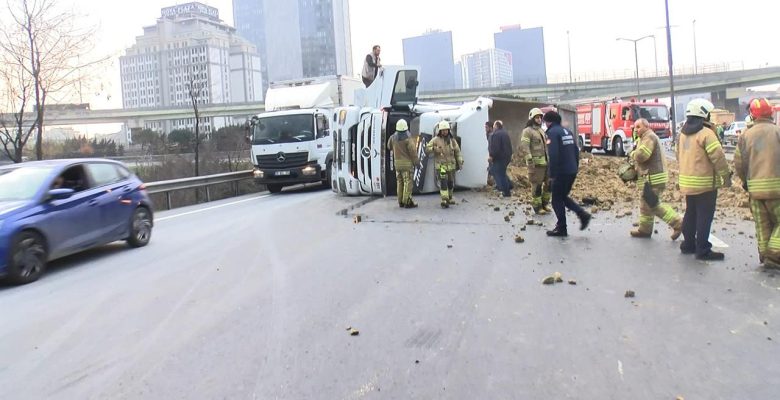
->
xmin=520 ymin=108 xmax=551 ymax=214
xmin=629 ymin=118 xmax=683 ymax=239
xmin=489 ymin=120 xmax=513 ymax=198
xmin=544 ymin=111 xmax=591 ymax=237
xmin=387 ymin=119 xmax=420 ymax=208
xmin=734 ymin=98 xmax=780 ymax=269
xmin=362 ymin=45 xmax=381 ymax=87
xmin=426 ymin=121 xmax=463 ymax=208
xmin=677 ymin=98 xmax=732 ymax=261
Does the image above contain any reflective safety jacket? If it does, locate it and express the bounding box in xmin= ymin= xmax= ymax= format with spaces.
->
xmin=520 ymin=125 xmax=548 ymax=166
xmin=734 ymin=119 xmax=780 ymax=199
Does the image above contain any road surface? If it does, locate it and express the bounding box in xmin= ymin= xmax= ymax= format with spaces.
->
xmin=1 ymin=187 xmax=778 ymax=399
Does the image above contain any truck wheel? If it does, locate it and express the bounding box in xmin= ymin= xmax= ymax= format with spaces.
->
xmin=613 ymin=137 xmax=625 ymax=157
xmin=268 ymin=184 xmax=283 ymax=193
xmin=322 ymin=160 xmax=332 ymax=189
xmin=602 ymin=138 xmax=613 ymax=155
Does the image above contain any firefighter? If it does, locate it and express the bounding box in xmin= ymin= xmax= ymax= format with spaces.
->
xmin=387 ymin=119 xmax=420 ymax=208
xmin=425 ymin=120 xmax=463 ymax=208
xmin=629 ymin=118 xmax=682 ymax=239
xmin=520 ymin=108 xmax=551 ymax=214
xmin=734 ymin=98 xmax=780 ymax=269
xmin=677 ymin=98 xmax=732 ymax=261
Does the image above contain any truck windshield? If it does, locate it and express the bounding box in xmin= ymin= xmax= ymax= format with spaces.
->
xmin=252 ymin=114 xmax=315 ymax=144
xmin=632 ymin=105 xmax=669 ymax=122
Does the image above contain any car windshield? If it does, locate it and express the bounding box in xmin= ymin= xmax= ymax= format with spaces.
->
xmin=633 ymin=105 xmax=669 ymax=122
xmin=252 ymin=114 xmax=315 ymax=144
xmin=0 ymin=167 xmax=52 ymax=201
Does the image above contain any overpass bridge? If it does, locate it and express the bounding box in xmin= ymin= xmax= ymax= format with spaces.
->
xmin=8 ymin=66 xmax=780 ymax=127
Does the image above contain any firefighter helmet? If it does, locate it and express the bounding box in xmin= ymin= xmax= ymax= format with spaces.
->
xmin=396 ymin=119 xmax=409 ymax=132
xmin=529 ymin=108 xmax=544 ymax=120
xmin=685 ymin=99 xmax=714 ymax=120
xmin=438 ymin=120 xmax=451 ymax=131
xmin=749 ymin=98 xmax=773 ymax=120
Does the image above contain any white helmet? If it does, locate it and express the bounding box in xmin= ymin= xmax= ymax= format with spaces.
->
xmin=438 ymin=120 xmax=451 ymax=131
xmin=396 ymin=119 xmax=409 ymax=132
xmin=685 ymin=98 xmax=715 ymax=120
xmin=529 ymin=108 xmax=544 ymax=119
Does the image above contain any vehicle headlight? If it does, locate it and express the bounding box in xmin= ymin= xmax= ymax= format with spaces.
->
xmin=302 ymin=166 xmax=317 ymax=176
xmin=253 ymin=169 xmax=264 ymax=178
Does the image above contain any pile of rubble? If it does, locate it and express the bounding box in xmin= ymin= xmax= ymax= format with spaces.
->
xmin=497 ymin=153 xmax=752 ymax=219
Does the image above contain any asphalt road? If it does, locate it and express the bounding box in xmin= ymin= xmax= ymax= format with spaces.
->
xmin=1 ymin=187 xmax=778 ymax=399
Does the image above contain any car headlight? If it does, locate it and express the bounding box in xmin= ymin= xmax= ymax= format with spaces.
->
xmin=302 ymin=166 xmax=317 ymax=176
xmin=253 ymin=169 xmax=264 ymax=178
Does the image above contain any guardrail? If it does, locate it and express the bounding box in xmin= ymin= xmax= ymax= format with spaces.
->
xmin=145 ymin=170 xmax=255 ymax=210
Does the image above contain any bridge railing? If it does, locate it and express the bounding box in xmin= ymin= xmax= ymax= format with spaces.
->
xmin=547 ymin=61 xmax=749 ymax=84
xmin=145 ymin=170 xmax=256 ymax=210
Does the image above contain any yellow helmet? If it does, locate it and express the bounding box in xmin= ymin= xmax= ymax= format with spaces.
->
xmin=529 ymin=108 xmax=544 ymax=119
xmin=396 ymin=119 xmax=409 ymax=132
xmin=438 ymin=120 xmax=451 ymax=131
xmin=685 ymin=98 xmax=715 ymax=120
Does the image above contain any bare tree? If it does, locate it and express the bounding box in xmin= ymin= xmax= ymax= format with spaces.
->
xmin=0 ymin=0 xmax=105 ymax=160
xmin=0 ymin=61 xmax=35 ymax=162
xmin=185 ymin=65 xmax=206 ymax=177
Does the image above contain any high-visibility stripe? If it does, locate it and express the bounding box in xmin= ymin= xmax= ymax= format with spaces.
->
xmin=649 ymin=172 xmax=668 ymax=184
xmin=679 ymin=175 xmax=715 ymax=188
xmin=638 ymin=145 xmax=652 ymax=156
xmin=521 ymin=138 xmax=531 ymax=143
xmin=705 ymin=141 xmax=722 ymax=154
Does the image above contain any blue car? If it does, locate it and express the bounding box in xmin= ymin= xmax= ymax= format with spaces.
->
xmin=0 ymin=159 xmax=154 ymax=284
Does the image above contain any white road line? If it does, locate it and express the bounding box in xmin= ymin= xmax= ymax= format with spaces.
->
xmin=709 ymin=234 xmax=729 ymax=249
xmin=156 ymin=194 xmax=272 ymax=222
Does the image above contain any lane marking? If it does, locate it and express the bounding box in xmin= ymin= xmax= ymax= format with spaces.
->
xmin=155 ymin=194 xmax=272 ymax=222
xmin=709 ymin=234 xmax=729 ymax=249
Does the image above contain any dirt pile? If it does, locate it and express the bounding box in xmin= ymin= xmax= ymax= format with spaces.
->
xmin=496 ymin=153 xmax=751 ymax=218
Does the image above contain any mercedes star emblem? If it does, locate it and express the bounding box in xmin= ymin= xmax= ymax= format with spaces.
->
xmin=276 ymin=152 xmax=286 ymax=162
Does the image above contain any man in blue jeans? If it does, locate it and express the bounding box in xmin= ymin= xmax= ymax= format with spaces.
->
xmin=543 ymin=111 xmax=591 ymax=237
xmin=488 ymin=120 xmax=513 ymax=197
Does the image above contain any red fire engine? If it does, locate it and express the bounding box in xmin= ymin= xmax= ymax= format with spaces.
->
xmin=576 ymin=99 xmax=671 ymax=156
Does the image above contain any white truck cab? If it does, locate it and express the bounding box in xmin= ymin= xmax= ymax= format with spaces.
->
xmin=331 ymin=66 xmax=491 ymax=196
xmin=248 ymin=76 xmax=362 ymax=193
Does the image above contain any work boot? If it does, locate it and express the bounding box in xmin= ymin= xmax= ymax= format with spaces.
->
xmin=696 ymin=250 xmax=725 ymax=261
xmin=533 ymin=207 xmax=549 ymax=215
xmin=405 ymin=201 xmax=418 ymax=209
xmin=546 ymin=227 xmax=568 ymax=237
xmin=579 ymin=212 xmax=592 ymax=231
xmin=671 ymin=226 xmax=682 ymax=241
xmin=543 ymin=204 xmax=553 ymax=213
xmin=680 ymin=242 xmax=696 ymax=255
xmin=399 ymin=202 xmax=405 ymax=208
xmin=447 ymin=198 xmax=457 ymax=205
xmin=440 ymin=201 xmax=449 ymax=209
xmin=630 ymin=230 xmax=652 ymax=238
xmin=763 ymin=259 xmax=780 ymax=270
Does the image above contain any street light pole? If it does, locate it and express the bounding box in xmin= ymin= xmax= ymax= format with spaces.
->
xmin=666 ymin=0 xmax=678 ymax=141
xmin=693 ymin=19 xmax=698 ymax=74
xmin=617 ymin=35 xmax=654 ymax=96
xmin=652 ymin=35 xmax=658 ymax=76
xmin=567 ymin=30 xmax=573 ymax=83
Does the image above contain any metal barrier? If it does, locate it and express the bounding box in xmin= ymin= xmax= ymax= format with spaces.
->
xmin=145 ymin=170 xmax=255 ymax=210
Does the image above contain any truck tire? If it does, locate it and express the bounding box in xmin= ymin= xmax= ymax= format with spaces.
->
xmin=613 ymin=137 xmax=625 ymax=157
xmin=602 ymin=137 xmax=613 ymax=155
xmin=322 ymin=160 xmax=332 ymax=189
xmin=268 ymin=184 xmax=283 ymax=193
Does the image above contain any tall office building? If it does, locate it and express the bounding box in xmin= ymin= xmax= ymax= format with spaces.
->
xmin=494 ymin=25 xmax=547 ymax=85
xmin=402 ymin=30 xmax=455 ymax=92
xmin=454 ymin=61 xmax=464 ymax=90
xmin=120 ymin=2 xmax=263 ymax=134
xmin=233 ymin=0 xmax=353 ymax=85
xmin=461 ymin=49 xmax=513 ymax=89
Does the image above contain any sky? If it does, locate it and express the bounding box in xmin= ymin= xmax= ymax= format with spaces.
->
xmin=38 ymin=0 xmax=780 ymax=109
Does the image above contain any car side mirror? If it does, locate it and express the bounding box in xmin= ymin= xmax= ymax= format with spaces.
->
xmin=48 ymin=188 xmax=75 ymax=201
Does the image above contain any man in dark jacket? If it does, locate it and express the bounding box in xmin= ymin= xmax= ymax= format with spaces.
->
xmin=488 ymin=120 xmax=513 ymax=197
xmin=544 ymin=111 xmax=591 ymax=237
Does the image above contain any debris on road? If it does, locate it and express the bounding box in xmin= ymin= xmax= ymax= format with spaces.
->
xmin=553 ymin=272 xmax=563 ymax=283
xmin=568 ymin=280 xmax=577 ymax=285
xmin=514 ymin=235 xmax=525 ymax=243
xmin=625 ymin=290 xmax=636 ymax=298
xmin=527 ymin=219 xmax=536 ymax=225
xmin=508 ymin=211 xmax=516 ymax=217
xmin=542 ymin=276 xmax=556 ymax=285
xmin=353 ymin=215 xmax=362 ymax=224
xmin=494 ymin=207 xmax=501 ymax=212
xmin=447 ymin=244 xmax=453 ymax=249
xmin=348 ymin=328 xmax=360 ymax=336
xmin=504 ymin=215 xmax=511 ymax=222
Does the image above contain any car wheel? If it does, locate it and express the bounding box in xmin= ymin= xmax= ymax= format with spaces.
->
xmin=127 ymin=207 xmax=153 ymax=248
xmin=7 ymin=231 xmax=47 ymax=284
xmin=613 ymin=137 xmax=625 ymax=157
xmin=268 ymin=184 xmax=283 ymax=194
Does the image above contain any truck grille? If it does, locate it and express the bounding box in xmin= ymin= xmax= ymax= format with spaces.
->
xmin=256 ymin=151 xmax=309 ymax=169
